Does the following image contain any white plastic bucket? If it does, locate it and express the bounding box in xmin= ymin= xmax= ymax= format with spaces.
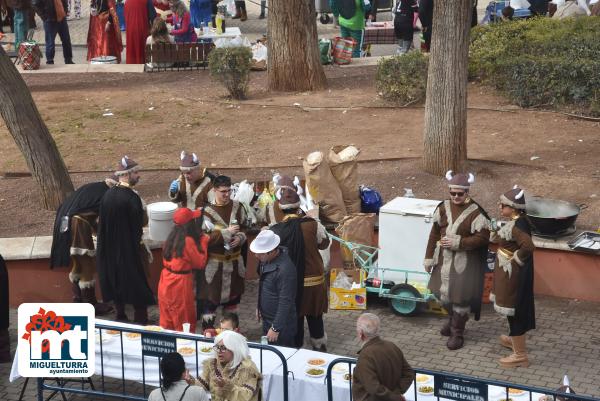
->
xmin=147 ymin=202 xmax=178 ymax=242
xmin=90 ymin=56 xmax=118 ymax=64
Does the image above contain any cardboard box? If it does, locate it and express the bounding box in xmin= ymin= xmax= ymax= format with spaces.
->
xmin=329 ymin=268 xmax=367 ymax=310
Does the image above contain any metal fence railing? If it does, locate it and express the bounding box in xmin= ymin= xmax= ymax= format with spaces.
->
xmin=326 ymin=357 xmax=600 ymax=401
xmin=36 ymin=322 xmax=290 ymax=401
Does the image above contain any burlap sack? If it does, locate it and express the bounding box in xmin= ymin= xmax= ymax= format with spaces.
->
xmin=328 ymin=145 xmax=361 ymax=214
xmin=335 ymin=213 xmax=376 ymax=266
xmin=303 ymin=151 xmax=347 ymax=224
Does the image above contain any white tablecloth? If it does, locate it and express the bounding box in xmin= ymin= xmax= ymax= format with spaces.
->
xmin=195 ymin=27 xmax=242 ymax=40
xmin=10 ymin=319 xmax=297 ymax=392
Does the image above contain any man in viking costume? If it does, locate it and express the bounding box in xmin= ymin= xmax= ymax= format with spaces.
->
xmin=50 ymin=179 xmax=117 ymax=315
xmin=169 ymin=151 xmax=214 ymax=210
xmin=269 ymin=175 xmax=330 ymax=351
xmin=199 ymin=175 xmax=250 ymax=331
xmin=424 ymin=171 xmax=490 ymax=350
xmin=97 ymin=156 xmax=155 ymax=324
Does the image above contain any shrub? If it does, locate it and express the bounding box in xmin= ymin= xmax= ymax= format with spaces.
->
xmin=208 ymin=46 xmax=253 ymax=100
xmin=375 ymin=51 xmax=429 ymax=105
xmin=470 ymin=17 xmax=600 ymax=115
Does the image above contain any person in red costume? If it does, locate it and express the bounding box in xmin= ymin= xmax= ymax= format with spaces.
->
xmin=124 ymin=0 xmax=156 ymax=63
xmin=159 ymin=208 xmax=209 ymax=333
xmin=87 ymin=0 xmax=123 ymax=62
xmin=166 ymin=0 xmax=196 ymax=43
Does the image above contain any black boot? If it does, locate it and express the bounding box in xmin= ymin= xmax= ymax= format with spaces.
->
xmin=133 ymin=306 xmax=148 ymax=325
xmin=440 ymin=312 xmax=452 ymax=337
xmin=80 ymin=287 xmax=113 ymax=316
xmin=0 ymin=329 xmax=11 ymax=363
xmin=115 ymin=303 xmax=129 ymax=322
xmin=259 ymin=0 xmax=266 ymax=18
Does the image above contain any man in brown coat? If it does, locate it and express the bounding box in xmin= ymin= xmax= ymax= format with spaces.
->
xmin=168 ymin=151 xmax=214 ymax=210
xmin=353 ymin=313 xmax=414 ymax=401
xmin=424 ymin=171 xmax=490 ymax=350
xmin=269 ymin=175 xmax=330 ymax=351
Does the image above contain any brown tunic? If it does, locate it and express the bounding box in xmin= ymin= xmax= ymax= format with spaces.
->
xmin=200 ymin=200 xmax=248 ymax=304
xmin=69 ymin=213 xmax=98 ymax=285
xmin=169 ymin=172 xmax=213 ymax=210
xmin=264 ymin=201 xmax=286 ymax=227
xmin=425 ymin=200 xmax=490 ymax=309
xmin=352 ymin=337 xmax=414 ymax=401
xmin=490 ymin=218 xmax=535 ymax=316
xmin=286 ymin=215 xmax=330 ymax=317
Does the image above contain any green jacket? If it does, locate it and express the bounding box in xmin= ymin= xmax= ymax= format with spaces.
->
xmin=330 ymin=0 xmax=370 ymax=31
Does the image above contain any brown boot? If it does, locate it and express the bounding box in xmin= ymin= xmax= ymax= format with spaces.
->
xmin=80 ymin=286 xmax=113 ymax=316
xmin=240 ymin=8 xmax=247 ymax=21
xmin=440 ymin=313 xmax=452 ymax=337
xmin=133 ymin=305 xmax=148 ymax=325
xmin=499 ymin=334 xmax=512 ymax=349
xmin=115 ymin=303 xmax=129 ymax=322
xmin=447 ymin=313 xmax=469 ymax=350
xmin=71 ymin=281 xmax=82 ymax=303
xmin=0 ymin=329 xmax=10 ymax=363
xmin=499 ymin=335 xmax=529 ymax=367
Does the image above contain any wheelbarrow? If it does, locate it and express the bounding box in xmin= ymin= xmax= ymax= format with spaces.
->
xmin=327 ymin=234 xmax=441 ymax=316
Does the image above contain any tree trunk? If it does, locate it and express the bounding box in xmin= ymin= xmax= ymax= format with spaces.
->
xmin=422 ymin=0 xmax=472 ymax=175
xmin=267 ymin=0 xmax=327 ymax=91
xmin=0 ymin=47 xmax=74 ymax=209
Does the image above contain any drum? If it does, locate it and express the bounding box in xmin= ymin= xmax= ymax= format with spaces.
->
xmin=90 ymin=56 xmax=118 ymax=64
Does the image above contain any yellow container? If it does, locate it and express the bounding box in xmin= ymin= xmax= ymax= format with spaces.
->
xmin=329 ymin=268 xmax=367 ymax=310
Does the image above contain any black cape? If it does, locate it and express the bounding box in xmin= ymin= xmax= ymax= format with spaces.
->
xmin=270 ymin=217 xmax=312 ymax=312
xmin=50 ymin=181 xmax=110 ymax=269
xmin=508 ymin=217 xmax=536 ymax=336
xmin=96 ymin=185 xmax=155 ymax=306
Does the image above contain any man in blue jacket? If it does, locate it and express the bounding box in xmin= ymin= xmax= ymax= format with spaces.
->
xmin=252 ymin=230 xmax=297 ymax=347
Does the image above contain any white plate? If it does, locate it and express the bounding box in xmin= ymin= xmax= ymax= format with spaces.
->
xmin=198 ymin=347 xmax=214 ymax=355
xmin=305 ymin=368 xmax=326 ymax=379
xmin=495 ymin=388 xmax=528 ymax=398
xmin=417 ymin=387 xmax=435 ymax=397
xmin=125 ymin=333 xmax=142 ymax=341
xmin=331 ymin=364 xmax=350 ymax=374
xmin=415 ymin=374 xmax=433 ymax=385
xmin=103 ymin=329 xmax=122 ymax=337
xmin=177 ymin=338 xmax=193 ymax=346
xmin=306 ymin=358 xmax=327 ymax=368
xmin=178 ymin=347 xmax=196 ymax=357
xmin=341 ymin=373 xmax=352 ymax=382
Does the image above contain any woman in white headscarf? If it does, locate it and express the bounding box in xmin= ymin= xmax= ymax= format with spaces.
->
xmin=196 ymin=331 xmax=262 ymax=401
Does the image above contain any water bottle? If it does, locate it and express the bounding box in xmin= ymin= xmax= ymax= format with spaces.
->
xmin=261 ymin=336 xmax=269 ymax=345
xmin=403 ymin=188 xmax=415 ymax=198
xmin=60 ymin=216 xmax=70 ymax=233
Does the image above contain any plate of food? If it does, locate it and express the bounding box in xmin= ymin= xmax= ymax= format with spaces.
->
xmin=331 ymin=364 xmax=350 ymax=374
xmin=497 ymin=398 xmax=514 ymax=401
xmin=95 ymin=334 xmax=113 ymax=344
xmin=416 ymin=374 xmax=432 ymax=385
xmin=178 ymin=346 xmax=196 ymax=356
xmin=104 ymin=329 xmax=122 ymax=336
xmin=125 ymin=332 xmax=142 ymax=340
xmin=305 ymin=367 xmax=326 ymax=378
xmin=418 ymin=385 xmax=435 ymax=396
xmin=307 ymin=358 xmax=327 ymax=367
xmin=342 ymin=373 xmax=352 ymax=382
xmin=507 ymin=389 xmax=527 ymax=397
xmin=199 ymin=345 xmax=213 ymax=355
xmin=145 ymin=325 xmax=163 ymax=332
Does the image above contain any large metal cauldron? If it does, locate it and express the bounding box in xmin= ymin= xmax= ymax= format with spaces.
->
xmin=526 ymin=197 xmax=585 ymax=236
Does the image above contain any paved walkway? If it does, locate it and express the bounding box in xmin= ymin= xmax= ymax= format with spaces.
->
xmin=2 ymin=280 xmax=600 ymax=400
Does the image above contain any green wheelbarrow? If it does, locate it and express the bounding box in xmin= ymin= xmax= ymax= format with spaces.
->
xmin=328 ymin=233 xmax=440 ymax=316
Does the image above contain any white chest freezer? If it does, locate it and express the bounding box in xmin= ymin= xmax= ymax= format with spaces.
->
xmin=377 ymin=197 xmax=441 ymax=285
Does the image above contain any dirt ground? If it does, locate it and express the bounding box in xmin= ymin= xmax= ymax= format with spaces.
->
xmin=0 ymin=66 xmax=599 ymax=237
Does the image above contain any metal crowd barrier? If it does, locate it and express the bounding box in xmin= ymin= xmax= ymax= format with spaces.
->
xmin=326 ymin=357 xmax=600 ymax=401
xmin=36 ymin=322 xmax=290 ymax=401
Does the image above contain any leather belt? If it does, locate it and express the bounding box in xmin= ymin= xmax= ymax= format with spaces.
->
xmin=209 ymin=251 xmax=241 ymax=262
xmin=304 ymin=275 xmax=325 ymax=287
xmin=498 ymin=247 xmax=514 ymax=260
xmin=166 ymin=267 xmax=192 ymax=275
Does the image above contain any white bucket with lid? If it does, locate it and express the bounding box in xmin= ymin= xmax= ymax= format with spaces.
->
xmin=147 ymin=202 xmax=178 ymax=242
xmin=90 ymin=56 xmax=118 ymax=64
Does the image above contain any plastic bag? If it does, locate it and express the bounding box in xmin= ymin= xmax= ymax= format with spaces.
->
xmin=332 ymin=271 xmax=353 ymax=289
xmin=319 ymin=38 xmax=332 ymax=65
xmin=232 ymin=180 xmax=255 ymax=205
xmin=332 ymin=37 xmax=355 ymax=65
xmin=360 ymin=185 xmax=382 ymax=214
xmin=214 ymin=35 xmax=252 ymax=48
xmin=251 ymin=42 xmax=268 ymax=70
xmin=257 ymin=188 xmax=274 ymax=209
